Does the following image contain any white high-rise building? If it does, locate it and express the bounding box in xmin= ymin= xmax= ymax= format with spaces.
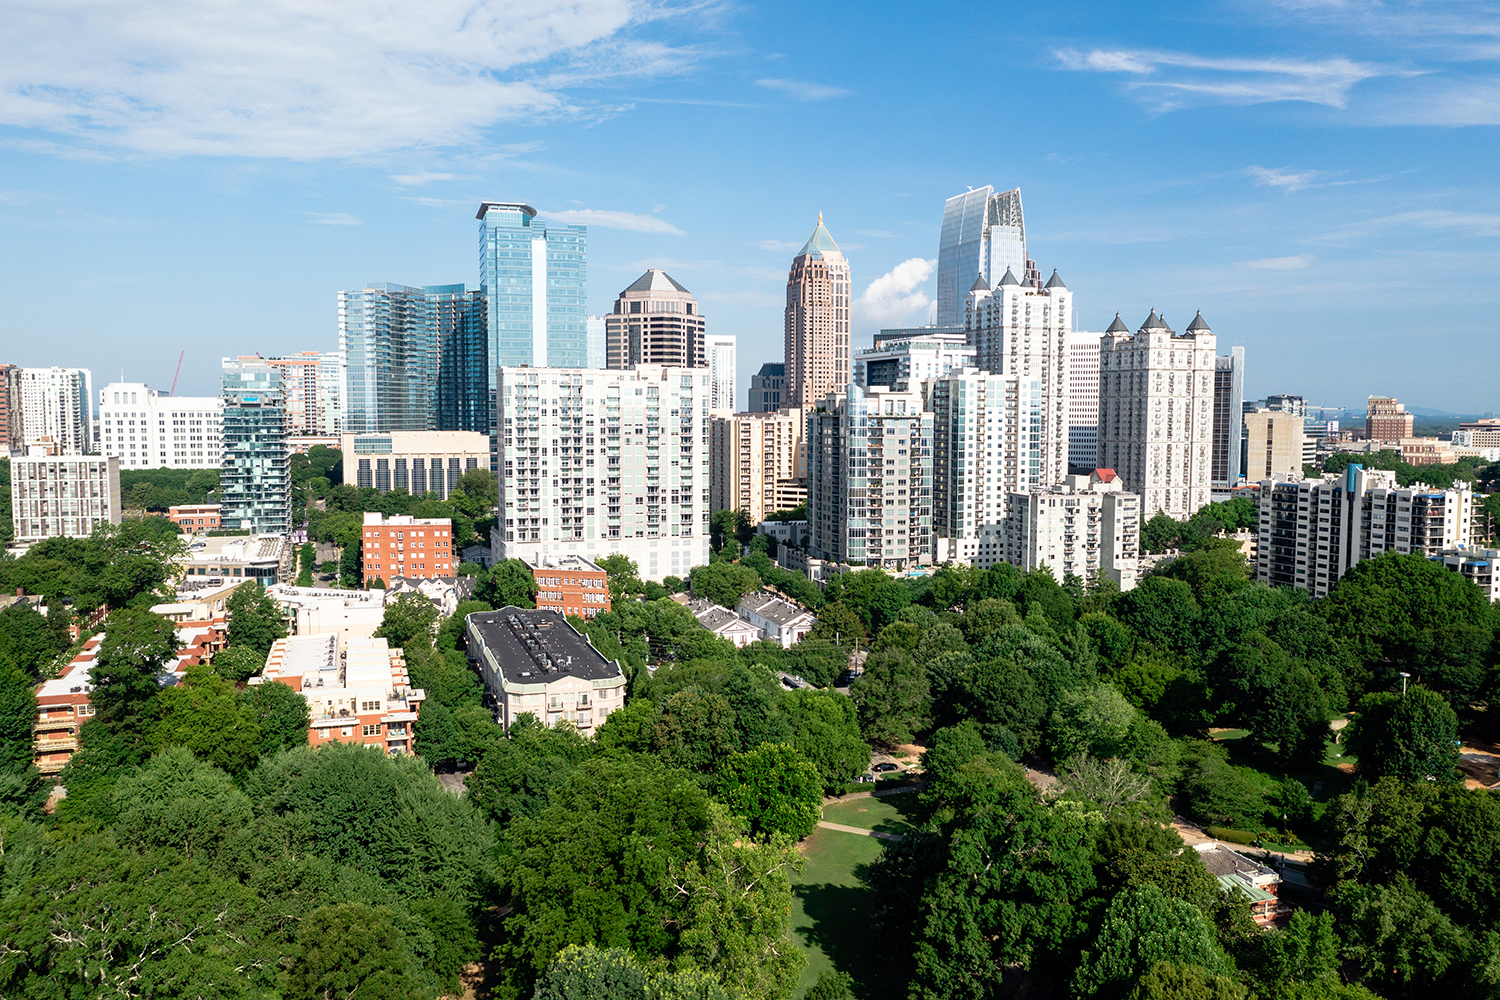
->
xmin=964 ymin=268 xmax=1072 ymax=490
xmin=18 ymin=367 xmax=92 ymax=454
xmin=267 ymin=352 xmax=343 ymax=436
xmin=492 ymin=365 xmax=712 ymax=583
xmin=853 ymin=327 xmax=973 ymax=389
xmin=706 ymin=334 xmax=737 ymax=413
xmin=1001 ymin=471 xmax=1140 ymax=590
xmin=98 ymin=382 xmax=224 ymax=470
xmin=1066 ymin=330 xmax=1103 ymax=472
xmin=9 ymin=454 xmax=120 ymax=543
xmin=1097 ymin=310 xmax=1218 ymax=519
xmin=925 ymin=368 xmax=1033 ymax=565
xmin=1256 ymin=466 xmax=1472 ymax=596
xmin=936 ymin=186 xmax=1028 ymax=327
xmin=808 ymin=383 xmax=933 ymax=570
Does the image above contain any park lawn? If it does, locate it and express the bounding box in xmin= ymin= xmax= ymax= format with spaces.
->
xmin=791 ymin=827 xmax=892 ymax=1000
xmin=821 ymin=792 xmax=921 ymax=836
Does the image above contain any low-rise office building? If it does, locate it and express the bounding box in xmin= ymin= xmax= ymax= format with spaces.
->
xmin=524 ymin=554 xmax=611 ymax=620
xmin=465 ymin=607 xmax=626 ymax=732
xmin=168 ymin=503 xmax=223 ymax=532
xmin=340 ymin=430 xmax=489 ymax=500
xmin=361 ymin=512 xmax=454 ymax=586
xmin=254 ymin=634 xmax=424 ymax=755
xmin=179 ymin=533 xmax=292 ymax=588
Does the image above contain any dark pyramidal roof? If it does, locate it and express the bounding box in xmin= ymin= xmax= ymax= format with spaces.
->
xmin=1044 ymin=269 xmax=1066 ymax=289
xmin=1186 ymin=310 xmax=1211 ymax=332
xmin=997 ymin=267 xmax=1021 ymax=287
xmin=1106 ymin=313 xmax=1130 ymax=333
xmin=969 ymin=274 xmax=991 ymax=292
xmin=622 ymin=269 xmax=690 ymax=294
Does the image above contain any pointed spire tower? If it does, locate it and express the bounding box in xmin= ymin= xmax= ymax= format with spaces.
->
xmin=785 ymin=213 xmax=851 ymax=409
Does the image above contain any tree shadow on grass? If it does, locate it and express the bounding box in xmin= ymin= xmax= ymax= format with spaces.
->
xmin=795 ymin=877 xmax=897 ymax=1000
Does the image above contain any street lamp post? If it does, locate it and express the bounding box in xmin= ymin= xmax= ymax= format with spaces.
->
xmin=1400 ymin=671 xmax=1411 ymax=696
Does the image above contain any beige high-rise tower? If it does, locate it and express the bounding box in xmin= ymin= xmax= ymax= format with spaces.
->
xmin=784 ymin=215 xmax=851 ymax=409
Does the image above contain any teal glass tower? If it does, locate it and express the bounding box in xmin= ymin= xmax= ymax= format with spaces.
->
xmin=220 ymin=358 xmax=290 ymax=536
xmin=339 ymin=282 xmax=439 ymax=434
xmin=427 ymin=283 xmax=487 ymax=435
xmin=477 ymin=201 xmax=588 ymax=457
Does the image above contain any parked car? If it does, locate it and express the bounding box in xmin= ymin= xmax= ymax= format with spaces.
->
xmin=872 ymin=762 xmax=900 ymax=773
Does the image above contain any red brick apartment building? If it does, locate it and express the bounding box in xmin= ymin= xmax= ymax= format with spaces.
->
xmin=524 ymin=554 xmax=611 ymax=619
xmin=254 ymin=634 xmax=425 ymax=755
xmin=33 ymin=618 xmax=226 ymax=775
xmin=168 ymin=504 xmax=222 ymax=531
xmin=361 ymin=512 xmax=453 ymax=587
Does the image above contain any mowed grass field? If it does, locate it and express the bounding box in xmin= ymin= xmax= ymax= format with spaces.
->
xmin=790 ymin=792 xmax=922 ymax=999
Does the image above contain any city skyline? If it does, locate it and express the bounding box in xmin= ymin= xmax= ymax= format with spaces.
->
xmin=2 ymin=2 xmax=1498 ymax=413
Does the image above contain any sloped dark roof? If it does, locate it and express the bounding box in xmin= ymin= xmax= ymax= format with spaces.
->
xmin=1044 ymin=269 xmax=1066 ymax=289
xmin=1141 ymin=309 xmax=1168 ymax=331
xmin=997 ymin=267 xmax=1021 ymax=287
xmin=1106 ymin=313 xmax=1130 ymax=333
xmin=1186 ymin=310 xmax=1211 ymax=332
xmin=622 ymin=269 xmax=690 ymax=294
xmin=969 ymin=274 xmax=991 ymax=292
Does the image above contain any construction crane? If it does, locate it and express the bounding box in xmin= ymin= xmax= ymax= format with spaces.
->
xmin=169 ymin=350 xmax=185 ymax=396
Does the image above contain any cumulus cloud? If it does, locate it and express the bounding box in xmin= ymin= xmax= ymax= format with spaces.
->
xmin=853 ymin=258 xmax=937 ymax=330
xmin=0 ymin=0 xmax=696 ymax=158
xmin=1241 ymin=254 xmax=1316 ymax=269
xmin=541 ymin=208 xmax=684 ymax=234
xmin=755 ymin=78 xmax=852 ymax=101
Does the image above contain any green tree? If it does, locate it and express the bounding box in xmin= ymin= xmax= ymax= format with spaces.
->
xmin=211 ymin=644 xmax=266 ymax=681
xmin=596 ymin=553 xmax=645 ymax=603
xmin=533 ymin=944 xmax=647 ymax=999
xmin=805 ymin=601 xmax=865 ymax=647
xmin=1050 ymin=682 xmax=1137 ymax=762
xmin=1059 ymin=754 xmax=1152 ymax=820
xmin=89 ymin=607 xmax=179 ymax=742
xmin=1116 ymin=577 xmax=1200 ymax=655
xmin=1344 ymin=686 xmax=1461 ymax=784
xmin=1206 ymin=633 xmax=1331 ymax=767
xmin=0 ymin=665 xmax=38 ymax=777
xmin=1178 ymin=742 xmax=1266 ymax=829
xmin=1124 ymin=963 xmax=1246 ymax=1000
xmin=1338 ymin=875 xmax=1473 ymax=997
xmin=840 ymin=569 xmax=912 ymax=633
xmin=284 ymin=902 xmax=428 ymax=1000
xmin=714 ymin=742 xmax=822 ymax=839
xmin=481 ymin=558 xmax=539 ymax=609
xmin=654 ymin=689 xmax=739 ymax=773
xmin=152 ymin=664 xmax=263 ymax=777
xmin=467 ymin=715 xmax=593 ymax=826
xmin=690 ymin=561 xmax=763 ymax=608
xmin=296 ymin=541 xmax=316 ymax=586
xmin=241 ymin=679 xmax=311 ymax=760
xmin=224 ymin=581 xmax=288 ymax=655
xmin=783 ymin=688 xmax=869 ymax=792
xmin=110 ymin=746 xmax=252 ymax=860
xmin=849 ymin=647 xmax=929 ymax=748
xmin=1072 ymin=884 xmax=1233 ymax=1000
xmin=372 ymin=592 xmax=440 ymax=649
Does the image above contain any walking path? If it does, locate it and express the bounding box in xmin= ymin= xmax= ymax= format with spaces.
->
xmin=823 ymin=783 xmax=922 ymax=805
xmin=817 ymin=821 xmax=904 ymax=842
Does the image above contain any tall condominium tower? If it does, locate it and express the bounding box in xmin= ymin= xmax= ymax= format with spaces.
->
xmin=964 ymin=267 xmax=1072 ymax=489
xmin=426 ymin=283 xmax=487 ymax=436
xmin=706 ymin=335 xmax=736 ymax=413
xmin=784 ymin=215 xmax=851 ymax=410
xmin=604 ymin=270 xmax=705 ymax=370
xmin=220 ymin=358 xmax=290 ymax=534
xmin=1212 ymin=346 xmax=1245 ymax=486
xmin=493 ymin=365 xmax=711 ymax=582
xmin=267 ymin=352 xmax=344 ymax=436
xmin=710 ymin=409 xmax=806 ymax=522
xmin=1066 ymin=330 xmax=1104 ymax=472
xmin=748 ymin=363 xmax=786 ymax=413
xmin=926 ymin=368 xmax=1030 ymax=566
xmin=17 ymin=367 xmax=92 ymax=454
xmin=936 ymin=186 xmax=1027 ymax=327
xmin=809 ymin=383 xmax=933 ymax=571
xmin=98 ymin=381 xmax=223 ymax=469
xmin=0 ymin=364 xmax=21 ymax=455
xmin=853 ymin=327 xmax=972 ymax=389
xmin=1097 ymin=310 xmax=1218 ymax=518
xmin=1366 ymin=396 xmax=1414 ymax=442
xmin=478 ymin=201 xmax=588 ymax=460
xmin=339 ymin=283 xmax=439 ymax=434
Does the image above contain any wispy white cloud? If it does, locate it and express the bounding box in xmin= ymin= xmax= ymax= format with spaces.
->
xmin=542 ymin=208 xmax=684 ymax=235
xmin=1245 ymin=165 xmax=1324 ymax=193
xmin=0 ymin=0 xmax=702 ymax=159
xmin=301 ymin=212 xmax=362 ymax=226
xmin=755 ymin=78 xmax=852 ymax=101
xmin=853 ymin=258 xmax=936 ymax=331
xmin=1317 ymin=209 xmax=1500 ymax=243
xmin=406 ymin=196 xmax=467 ymax=209
xmin=754 ymin=239 xmax=801 ymax=252
xmin=391 ymin=172 xmax=457 ymax=186
xmin=1054 ymin=46 xmax=1388 ymax=109
xmin=1241 ymin=254 xmax=1317 ymax=270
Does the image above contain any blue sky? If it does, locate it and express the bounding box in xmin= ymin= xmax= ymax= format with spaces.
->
xmin=3 ymin=0 xmax=1499 ymax=412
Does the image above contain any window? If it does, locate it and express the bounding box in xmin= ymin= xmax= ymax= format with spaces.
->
xmin=360 ymin=700 xmax=381 ymax=712
xmin=362 ymin=724 xmax=382 ymax=737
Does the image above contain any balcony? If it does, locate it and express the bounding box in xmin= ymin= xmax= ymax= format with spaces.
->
xmin=34 ymin=736 xmax=78 ymax=752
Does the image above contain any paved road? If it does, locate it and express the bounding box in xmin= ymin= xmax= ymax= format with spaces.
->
xmin=817 ymin=821 xmax=903 ymax=842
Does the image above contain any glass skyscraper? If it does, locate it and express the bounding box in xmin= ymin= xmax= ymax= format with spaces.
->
xmin=220 ymin=358 xmax=290 ymax=535
xmin=478 ymin=201 xmax=588 ymax=458
xmin=339 ymin=283 xmax=439 ymax=434
xmin=935 ymin=186 xmax=1027 ymax=327
xmin=428 ymin=283 xmax=488 ymax=435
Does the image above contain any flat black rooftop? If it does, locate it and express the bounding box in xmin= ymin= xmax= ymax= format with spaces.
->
xmin=466 ymin=606 xmax=621 ymax=685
